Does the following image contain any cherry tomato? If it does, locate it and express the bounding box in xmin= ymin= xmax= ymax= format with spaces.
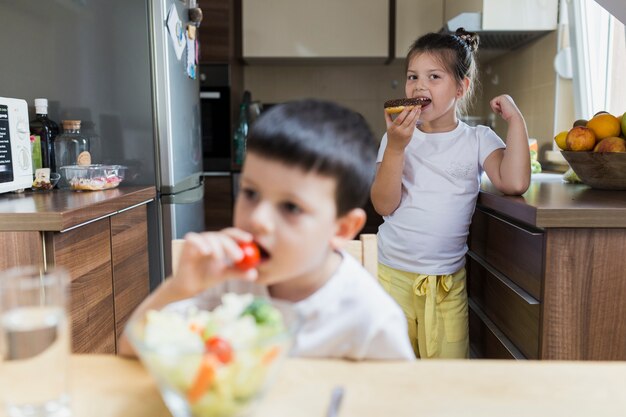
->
xmin=234 ymin=241 xmax=260 ymax=270
xmin=204 ymin=336 xmax=233 ymax=364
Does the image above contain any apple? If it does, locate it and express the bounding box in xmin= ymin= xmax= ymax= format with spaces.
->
xmin=566 ymin=126 xmax=596 ymax=151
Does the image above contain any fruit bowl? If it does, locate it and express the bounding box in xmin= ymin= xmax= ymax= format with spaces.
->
xmin=125 ymin=291 xmax=301 ymax=417
xmin=58 ymin=164 xmax=126 ymax=191
xmin=560 ymin=151 xmax=626 ymax=190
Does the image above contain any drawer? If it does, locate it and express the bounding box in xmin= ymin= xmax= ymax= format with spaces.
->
xmin=469 ymin=300 xmax=524 ymax=360
xmin=467 ymin=255 xmax=540 ymax=359
xmin=469 ymin=208 xmax=544 ymax=300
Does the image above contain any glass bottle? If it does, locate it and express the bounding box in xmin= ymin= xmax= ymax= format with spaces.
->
xmin=233 ymin=91 xmax=251 ymax=166
xmin=54 ymin=120 xmax=91 ymax=170
xmin=29 ymin=98 xmax=59 ymax=172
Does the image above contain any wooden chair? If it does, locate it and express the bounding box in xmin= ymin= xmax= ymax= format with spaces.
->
xmin=171 ymin=233 xmax=378 ymax=277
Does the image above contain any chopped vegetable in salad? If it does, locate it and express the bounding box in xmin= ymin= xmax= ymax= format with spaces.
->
xmin=139 ymin=293 xmax=289 ymax=417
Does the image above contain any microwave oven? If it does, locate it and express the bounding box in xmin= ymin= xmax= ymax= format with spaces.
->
xmin=0 ymin=97 xmax=32 ymax=193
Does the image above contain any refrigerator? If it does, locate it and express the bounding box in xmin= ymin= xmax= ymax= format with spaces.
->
xmin=0 ymin=0 xmax=205 ymax=289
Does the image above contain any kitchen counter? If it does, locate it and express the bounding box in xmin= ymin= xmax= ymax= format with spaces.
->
xmin=478 ymin=173 xmax=626 ymax=228
xmin=57 ymin=355 xmax=626 ymax=417
xmin=0 ymin=186 xmax=156 ymax=353
xmin=468 ymin=173 xmax=626 ymax=360
xmin=0 ymin=186 xmax=156 ymax=231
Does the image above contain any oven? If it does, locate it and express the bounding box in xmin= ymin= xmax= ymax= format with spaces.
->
xmin=199 ymin=65 xmax=231 ymax=171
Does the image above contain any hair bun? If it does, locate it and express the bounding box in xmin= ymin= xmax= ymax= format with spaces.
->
xmin=454 ymin=28 xmax=479 ymax=53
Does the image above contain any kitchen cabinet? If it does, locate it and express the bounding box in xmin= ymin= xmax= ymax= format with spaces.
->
xmin=467 ymin=175 xmax=626 ymax=360
xmin=197 ymin=0 xmax=238 ymax=63
xmin=395 ymin=0 xmax=444 ymax=58
xmin=0 ymin=187 xmax=156 ymax=354
xmin=242 ymin=0 xmax=389 ymax=61
xmin=203 ymin=174 xmax=233 ymax=231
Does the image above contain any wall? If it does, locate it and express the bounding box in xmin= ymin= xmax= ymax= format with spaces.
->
xmin=244 ymin=62 xmax=406 ymax=141
xmin=479 ymin=31 xmax=561 ymax=161
xmin=244 ymin=31 xmax=562 ymax=156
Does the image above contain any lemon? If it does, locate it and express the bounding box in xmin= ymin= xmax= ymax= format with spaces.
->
xmin=554 ymin=130 xmax=568 ymax=150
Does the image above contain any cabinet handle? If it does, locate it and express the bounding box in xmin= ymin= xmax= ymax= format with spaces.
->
xmin=468 ymin=251 xmax=539 ymax=305
xmin=469 ymin=299 xmax=526 ymax=360
xmin=477 ymin=206 xmax=543 ymax=236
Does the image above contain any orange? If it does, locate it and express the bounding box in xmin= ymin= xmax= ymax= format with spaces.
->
xmin=586 ymin=113 xmax=621 ymax=139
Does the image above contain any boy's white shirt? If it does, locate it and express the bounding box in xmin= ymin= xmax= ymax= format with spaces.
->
xmin=209 ymin=251 xmax=416 ymax=361
xmin=376 ymin=121 xmax=505 ymax=276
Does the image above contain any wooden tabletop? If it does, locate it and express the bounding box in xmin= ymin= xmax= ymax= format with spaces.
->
xmin=478 ymin=173 xmax=626 ymax=228
xmin=67 ymin=355 xmax=626 ymax=417
xmin=0 ymin=186 xmax=156 ymax=231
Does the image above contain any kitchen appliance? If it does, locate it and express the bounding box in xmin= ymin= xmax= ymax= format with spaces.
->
xmin=199 ymin=65 xmax=232 ymax=171
xmin=0 ymin=97 xmax=32 ymax=194
xmin=0 ymin=1 xmax=204 ymax=288
xmin=441 ymin=0 xmax=558 ymax=52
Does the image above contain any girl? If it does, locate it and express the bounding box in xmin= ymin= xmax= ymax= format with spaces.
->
xmin=371 ymin=28 xmax=531 ymax=359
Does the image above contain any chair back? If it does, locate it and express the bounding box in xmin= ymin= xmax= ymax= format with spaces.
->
xmin=171 ymin=233 xmax=378 ymax=277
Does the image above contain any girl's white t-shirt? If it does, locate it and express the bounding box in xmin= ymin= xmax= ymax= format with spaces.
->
xmin=376 ymin=121 xmax=505 ymax=275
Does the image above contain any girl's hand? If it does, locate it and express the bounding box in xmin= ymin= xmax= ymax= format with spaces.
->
xmin=171 ymin=229 xmax=258 ymax=296
xmin=384 ymin=105 xmax=421 ymax=151
xmin=490 ymin=94 xmax=523 ymax=123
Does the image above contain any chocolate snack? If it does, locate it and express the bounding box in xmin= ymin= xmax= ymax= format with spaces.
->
xmin=384 ymin=98 xmax=431 ymax=114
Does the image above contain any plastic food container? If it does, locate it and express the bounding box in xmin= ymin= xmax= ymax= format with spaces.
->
xmin=59 ymin=164 xmax=127 ymax=191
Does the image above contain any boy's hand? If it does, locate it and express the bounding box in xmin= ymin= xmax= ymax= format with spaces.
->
xmin=490 ymin=94 xmax=522 ymax=123
xmin=171 ymin=229 xmax=258 ymax=297
xmin=384 ymin=105 xmax=421 ymax=152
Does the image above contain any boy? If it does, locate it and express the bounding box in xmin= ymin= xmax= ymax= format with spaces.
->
xmin=119 ymin=99 xmax=415 ymax=360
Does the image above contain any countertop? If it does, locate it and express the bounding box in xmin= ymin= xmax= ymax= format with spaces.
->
xmin=478 ymin=173 xmax=626 ymax=228
xmin=0 ymin=186 xmax=156 ymax=232
xmin=55 ymin=355 xmax=626 ymax=417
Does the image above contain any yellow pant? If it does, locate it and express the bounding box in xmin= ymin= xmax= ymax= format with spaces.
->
xmin=378 ymin=263 xmax=469 ymax=359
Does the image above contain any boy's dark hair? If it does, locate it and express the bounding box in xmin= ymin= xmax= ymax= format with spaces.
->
xmin=406 ymin=28 xmax=480 ymax=114
xmin=246 ymin=99 xmax=377 ymax=216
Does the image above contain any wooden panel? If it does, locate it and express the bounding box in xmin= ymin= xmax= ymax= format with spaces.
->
xmin=542 ymin=228 xmax=626 ymax=360
xmin=469 ymin=208 xmax=544 ymax=300
xmin=198 ymin=0 xmax=231 ymax=63
xmin=0 ymin=186 xmax=156 ymax=232
xmin=204 ymin=175 xmax=233 ymax=231
xmin=0 ymin=231 xmax=44 ymax=270
xmin=111 ymin=206 xmax=150 ymax=349
xmin=50 ymin=220 xmax=115 ymax=354
xmin=469 ymin=301 xmax=523 ymax=360
xmin=467 ymin=255 xmax=540 ymax=359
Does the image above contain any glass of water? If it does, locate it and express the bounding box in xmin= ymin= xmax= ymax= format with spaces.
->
xmin=0 ymin=266 xmax=71 ymax=417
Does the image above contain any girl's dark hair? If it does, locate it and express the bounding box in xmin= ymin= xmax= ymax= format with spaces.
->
xmin=406 ymin=28 xmax=480 ymax=114
xmin=245 ymin=99 xmax=377 ymax=216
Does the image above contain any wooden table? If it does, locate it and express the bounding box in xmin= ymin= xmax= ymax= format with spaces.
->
xmin=68 ymin=355 xmax=626 ymax=417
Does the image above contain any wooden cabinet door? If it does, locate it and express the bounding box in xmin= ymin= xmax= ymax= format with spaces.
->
xmin=111 ymin=206 xmax=150 ymax=348
xmin=50 ymin=219 xmax=115 ymax=354
xmin=242 ymin=0 xmax=389 ymax=59
xmin=204 ymin=175 xmax=233 ymax=231
xmin=0 ymin=231 xmax=44 ymax=270
xmin=198 ymin=0 xmax=232 ymax=63
xmin=395 ymin=0 xmax=444 ymax=58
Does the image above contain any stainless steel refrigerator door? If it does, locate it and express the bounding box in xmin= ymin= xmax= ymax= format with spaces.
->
xmin=149 ymin=0 xmax=203 ymax=193
xmin=159 ymin=183 xmax=205 ymax=277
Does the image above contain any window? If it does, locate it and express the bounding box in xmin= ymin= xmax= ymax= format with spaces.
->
xmin=568 ymin=0 xmax=626 ymax=118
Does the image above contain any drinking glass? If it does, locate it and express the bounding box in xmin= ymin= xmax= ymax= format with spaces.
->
xmin=0 ymin=266 xmax=71 ymax=417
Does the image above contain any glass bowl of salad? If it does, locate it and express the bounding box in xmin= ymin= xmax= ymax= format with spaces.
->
xmin=125 ymin=291 xmax=301 ymax=417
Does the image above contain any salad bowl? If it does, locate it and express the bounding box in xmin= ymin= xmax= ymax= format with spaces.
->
xmin=125 ymin=290 xmax=301 ymax=417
